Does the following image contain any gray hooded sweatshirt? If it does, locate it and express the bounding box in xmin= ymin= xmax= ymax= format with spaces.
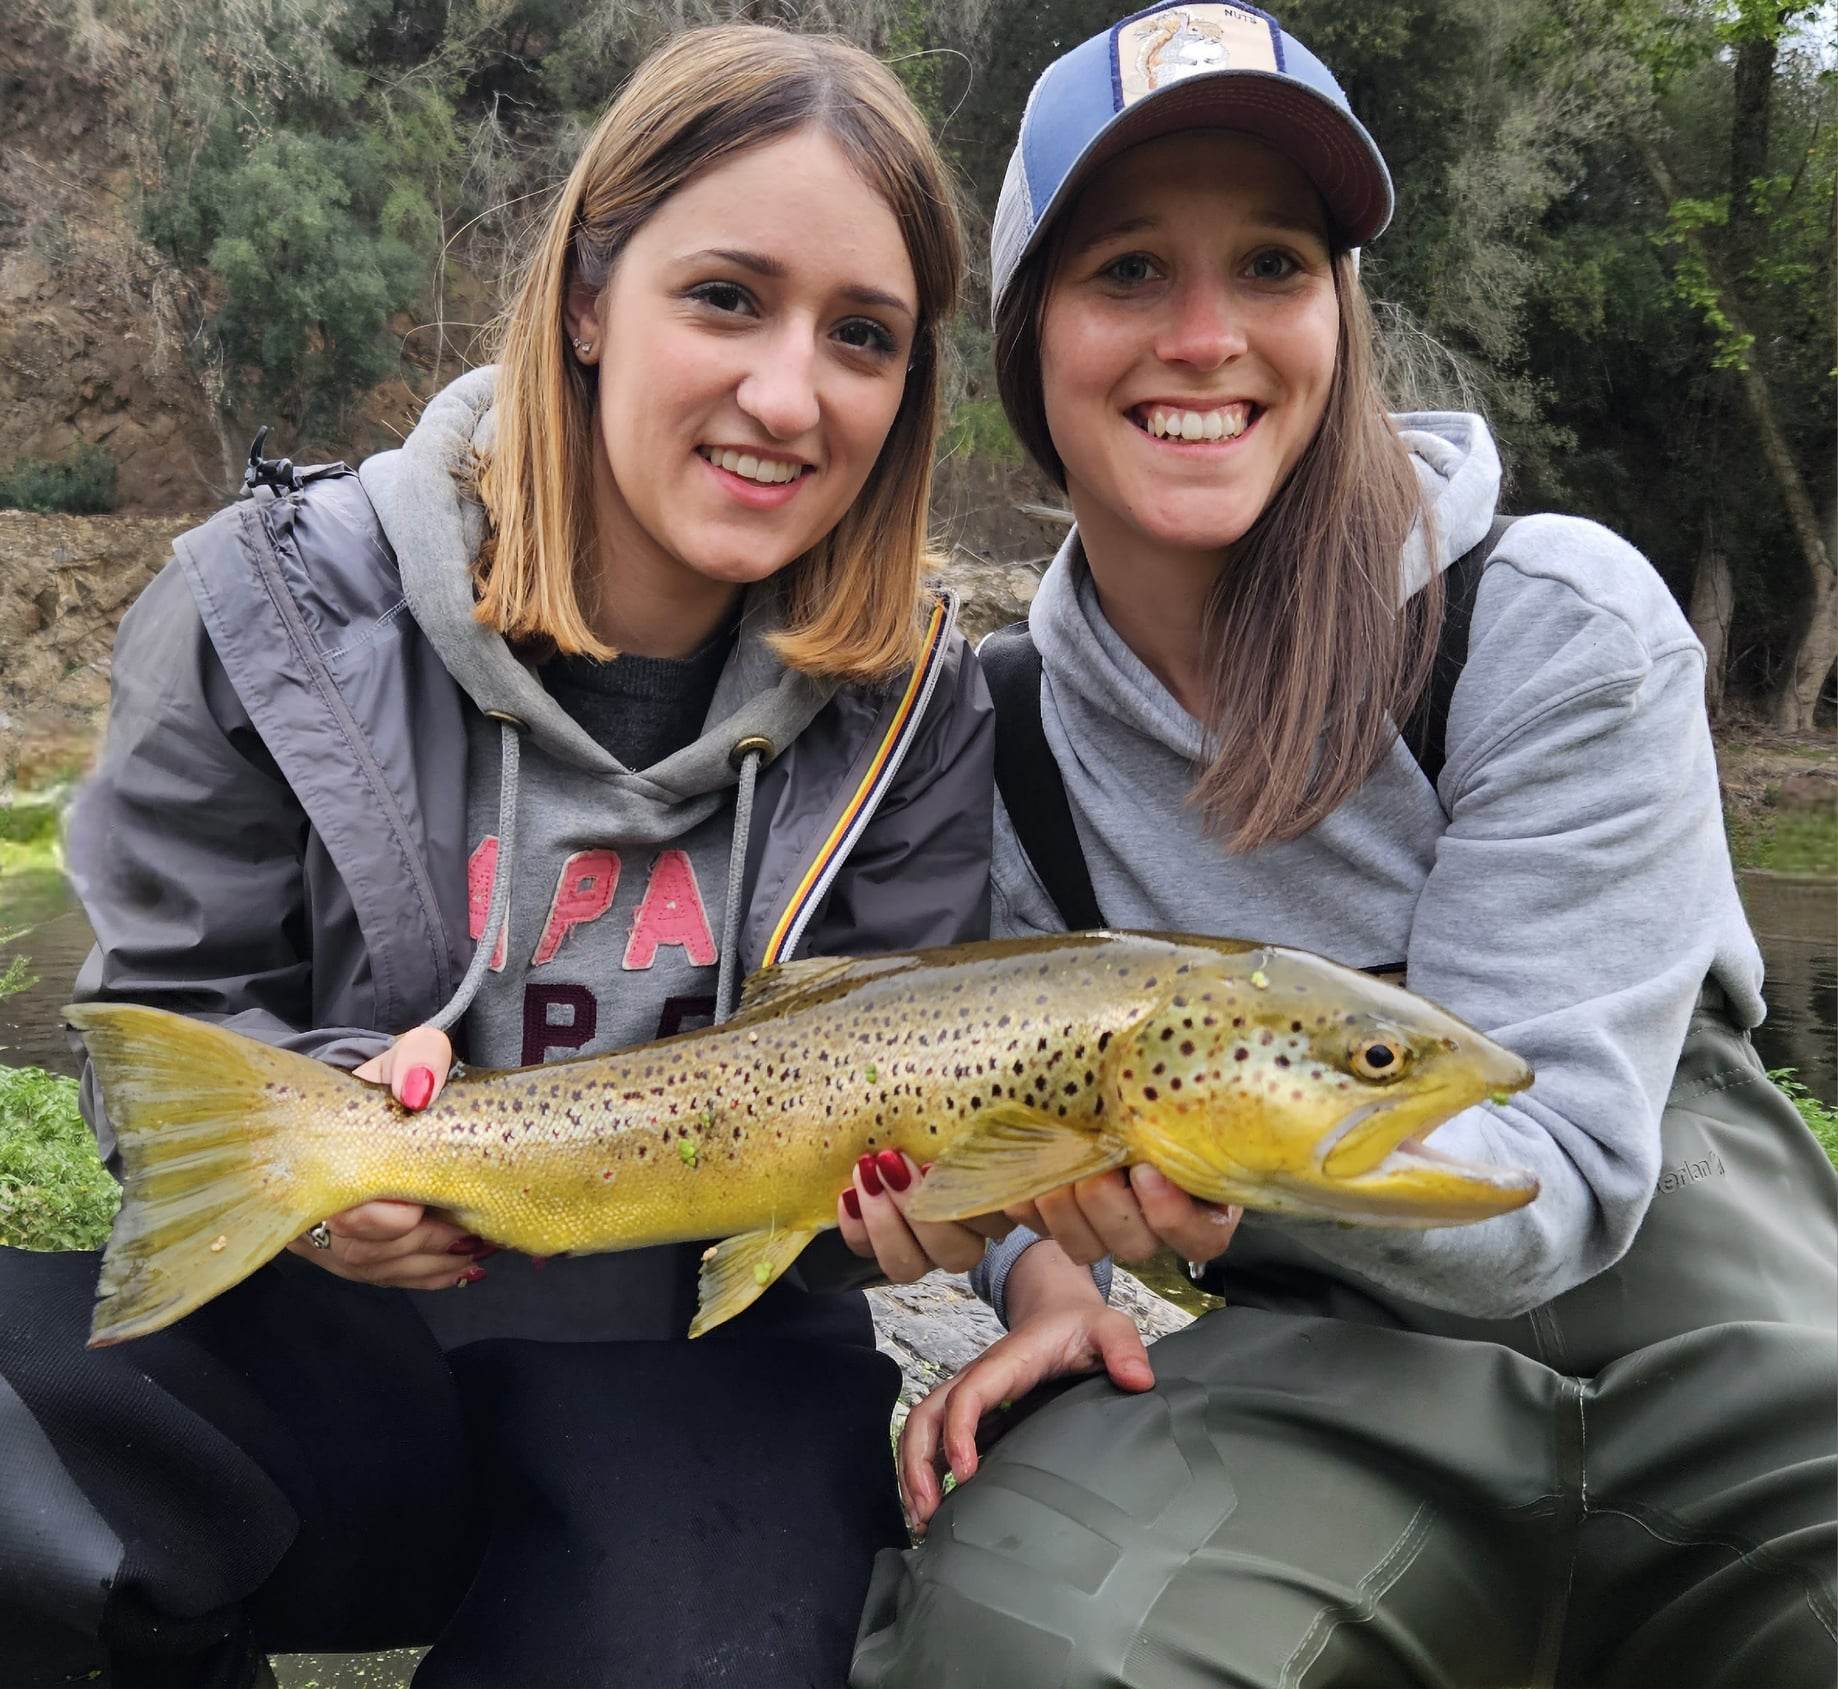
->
xmin=982 ymin=412 xmax=1764 ymax=1322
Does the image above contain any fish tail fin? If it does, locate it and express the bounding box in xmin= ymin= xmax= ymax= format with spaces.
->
xmin=689 ymin=1225 xmax=820 ymax=1338
xmin=65 ymin=1004 xmax=356 ymax=1347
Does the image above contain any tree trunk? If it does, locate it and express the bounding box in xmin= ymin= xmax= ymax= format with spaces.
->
xmin=1687 ymin=512 xmax=1735 ymax=718
xmin=1776 ymin=558 xmax=1836 ymax=732
xmin=1727 ymin=29 xmax=1776 ymax=272
xmin=1638 ymin=137 xmax=1834 ymax=732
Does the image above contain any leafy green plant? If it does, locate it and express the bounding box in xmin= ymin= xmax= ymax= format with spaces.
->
xmin=0 ymin=1064 xmax=118 ymax=1252
xmin=0 ymin=443 xmax=119 ymax=515
xmin=1772 ymin=1069 xmax=1838 ymax=1170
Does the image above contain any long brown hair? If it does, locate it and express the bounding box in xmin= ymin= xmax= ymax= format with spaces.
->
xmin=476 ymin=25 xmax=964 ymax=680
xmin=996 ymin=247 xmax=1437 ymax=852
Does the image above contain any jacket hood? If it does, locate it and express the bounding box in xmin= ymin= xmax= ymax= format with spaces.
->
xmin=358 ymin=365 xmax=836 ymax=797
xmin=1030 ymin=410 xmax=1505 ymax=759
xmin=1393 ymin=411 xmax=1503 ymax=601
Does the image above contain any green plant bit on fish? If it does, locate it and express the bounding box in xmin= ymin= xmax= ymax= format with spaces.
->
xmin=698 ymin=1105 xmax=715 ymax=1128
xmin=752 ymin=1260 xmax=772 ymax=1286
xmin=679 ymin=1136 xmax=699 ymax=1168
xmin=1250 ymin=970 xmax=1270 ymax=989
xmin=864 ymin=1063 xmax=878 ymax=1083
xmin=1490 ymin=1090 xmax=1513 ymax=1106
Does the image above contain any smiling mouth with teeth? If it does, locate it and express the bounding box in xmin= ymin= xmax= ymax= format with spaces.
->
xmin=1133 ymin=403 xmax=1257 ymax=442
xmin=696 ymin=446 xmax=807 ymax=485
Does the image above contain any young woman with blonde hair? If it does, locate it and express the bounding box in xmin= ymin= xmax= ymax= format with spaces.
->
xmin=0 ymin=26 xmax=998 ymax=1688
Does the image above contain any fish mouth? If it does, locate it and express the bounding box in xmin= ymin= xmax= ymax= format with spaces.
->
xmin=1293 ymin=1059 xmax=1538 ymax=1223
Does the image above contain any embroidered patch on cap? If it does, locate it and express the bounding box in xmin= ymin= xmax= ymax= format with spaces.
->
xmin=1113 ymin=4 xmax=1282 ymax=107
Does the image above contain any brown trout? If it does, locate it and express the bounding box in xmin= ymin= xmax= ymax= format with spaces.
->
xmin=68 ymin=932 xmax=1537 ymax=1348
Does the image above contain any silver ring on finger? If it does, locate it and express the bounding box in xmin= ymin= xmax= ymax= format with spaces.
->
xmin=308 ymin=1221 xmax=333 ymax=1250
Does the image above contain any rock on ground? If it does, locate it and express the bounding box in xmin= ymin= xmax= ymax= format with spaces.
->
xmin=868 ymin=1266 xmax=1193 ymax=1422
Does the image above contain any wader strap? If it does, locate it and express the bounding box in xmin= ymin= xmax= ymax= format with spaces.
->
xmin=980 ymin=622 xmax=1105 ymax=931
xmin=1401 ymin=515 xmax=1516 ymax=790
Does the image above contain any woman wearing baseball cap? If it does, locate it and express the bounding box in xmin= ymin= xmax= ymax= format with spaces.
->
xmin=852 ymin=6 xmax=1836 ymax=1685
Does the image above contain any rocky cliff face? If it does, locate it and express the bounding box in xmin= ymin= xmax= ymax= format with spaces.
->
xmin=0 ymin=16 xmax=233 ymax=515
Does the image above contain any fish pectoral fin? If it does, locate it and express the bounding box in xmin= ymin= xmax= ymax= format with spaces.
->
xmin=904 ymin=1106 xmax=1131 ymax=1224
xmin=690 ymin=1226 xmax=820 ymax=1338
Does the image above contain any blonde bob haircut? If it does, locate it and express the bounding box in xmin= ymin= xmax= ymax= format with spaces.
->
xmin=476 ymin=25 xmax=964 ymax=681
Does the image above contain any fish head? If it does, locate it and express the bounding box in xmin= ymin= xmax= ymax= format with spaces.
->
xmin=1109 ymin=945 xmax=1538 ymax=1225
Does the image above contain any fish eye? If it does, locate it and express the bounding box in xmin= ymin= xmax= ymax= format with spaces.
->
xmin=1349 ymin=1037 xmax=1410 ymax=1082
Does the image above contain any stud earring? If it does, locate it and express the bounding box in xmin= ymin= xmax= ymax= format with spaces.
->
xmin=572 ymin=337 xmax=593 ymax=356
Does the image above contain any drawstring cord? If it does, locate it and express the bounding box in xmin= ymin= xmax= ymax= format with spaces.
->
xmin=427 ymin=715 xmax=523 ymax=1035
xmin=715 ymin=738 xmax=772 ymax=1025
xmin=424 ymin=721 xmax=769 ymax=1035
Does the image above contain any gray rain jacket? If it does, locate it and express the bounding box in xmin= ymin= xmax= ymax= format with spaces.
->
xmin=65 ymin=440 xmax=995 ymax=1198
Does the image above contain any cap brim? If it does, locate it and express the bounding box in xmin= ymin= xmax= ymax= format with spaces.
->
xmin=1017 ymin=69 xmax=1392 ymax=272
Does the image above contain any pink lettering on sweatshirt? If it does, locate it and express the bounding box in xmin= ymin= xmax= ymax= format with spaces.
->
xmin=531 ymin=849 xmax=622 ymax=967
xmin=623 ymin=849 xmax=717 ymax=970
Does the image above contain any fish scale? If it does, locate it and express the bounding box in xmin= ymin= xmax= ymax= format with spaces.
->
xmin=67 ymin=932 xmax=1539 ymax=1347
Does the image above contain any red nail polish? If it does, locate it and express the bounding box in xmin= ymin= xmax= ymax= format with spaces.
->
xmin=842 ymin=1188 xmax=862 ymax=1221
xmin=456 ymin=1266 xmax=486 ymax=1286
xmin=877 ymin=1150 xmax=911 ymax=1191
xmin=857 ymin=1154 xmax=883 ymax=1198
xmin=447 ymin=1236 xmax=483 ymax=1256
xmin=529 ymin=1254 xmax=549 ymax=1272
xmin=401 ymin=1065 xmax=436 ymax=1111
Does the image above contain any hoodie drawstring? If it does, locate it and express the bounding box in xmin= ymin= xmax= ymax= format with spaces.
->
xmin=425 ymin=722 xmax=766 ymax=1037
xmin=715 ymin=737 xmax=772 ymax=1025
xmin=427 ymin=715 xmax=524 ymax=1035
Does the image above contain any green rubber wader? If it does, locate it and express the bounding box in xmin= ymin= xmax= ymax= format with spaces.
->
xmin=851 ymin=996 xmax=1838 ymax=1688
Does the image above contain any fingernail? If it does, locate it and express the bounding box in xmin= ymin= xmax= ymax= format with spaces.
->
xmin=474 ymin=1245 xmax=501 ymax=1262
xmin=529 ymin=1254 xmax=549 ymax=1272
xmin=876 ymin=1150 xmax=911 ymax=1191
xmin=842 ymin=1188 xmax=862 ymax=1221
xmin=455 ymin=1266 xmax=486 ymax=1287
xmin=921 ymin=1162 xmax=934 ymax=1174
xmin=447 ymin=1236 xmax=483 ymax=1255
xmin=857 ymin=1154 xmax=883 ymax=1198
xmin=401 ymin=1065 xmax=436 ymax=1111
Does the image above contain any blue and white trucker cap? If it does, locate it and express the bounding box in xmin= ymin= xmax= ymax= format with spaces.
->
xmin=990 ymin=2 xmax=1393 ymax=316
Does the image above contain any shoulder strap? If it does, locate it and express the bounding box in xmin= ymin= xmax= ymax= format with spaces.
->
xmin=1402 ymin=515 xmax=1516 ymax=792
xmin=980 ymin=622 xmax=1105 ymax=931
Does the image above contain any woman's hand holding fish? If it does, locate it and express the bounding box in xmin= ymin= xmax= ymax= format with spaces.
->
xmin=897 ymin=1242 xmax=1153 ymax=1534
xmin=1006 ymin=1165 xmax=1242 ymax=1271
xmin=284 ymin=1025 xmax=493 ymax=1289
xmin=836 ymin=1152 xmax=1013 ymax=1281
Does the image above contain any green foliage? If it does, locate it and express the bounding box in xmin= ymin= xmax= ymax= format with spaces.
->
xmin=1659 ymin=197 xmax=1758 ymax=368
xmin=174 ymin=127 xmax=432 ymax=425
xmin=1771 ymin=1069 xmax=1838 ymax=1170
xmin=943 ymin=398 xmax=1021 ymax=468
xmin=0 ymin=801 xmax=60 ymax=849
xmin=0 ymin=1063 xmax=118 ymax=1253
xmin=0 ymin=444 xmax=119 ymax=515
xmin=1726 ymin=800 xmax=1838 ymax=875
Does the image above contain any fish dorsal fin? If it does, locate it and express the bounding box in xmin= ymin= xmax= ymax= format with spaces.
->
xmin=733 ymin=953 xmax=912 ymax=1020
xmin=904 ymin=1105 xmax=1131 ymax=1225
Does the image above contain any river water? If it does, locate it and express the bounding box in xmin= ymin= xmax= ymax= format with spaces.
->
xmin=5 ymin=867 xmax=1833 ymax=1099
